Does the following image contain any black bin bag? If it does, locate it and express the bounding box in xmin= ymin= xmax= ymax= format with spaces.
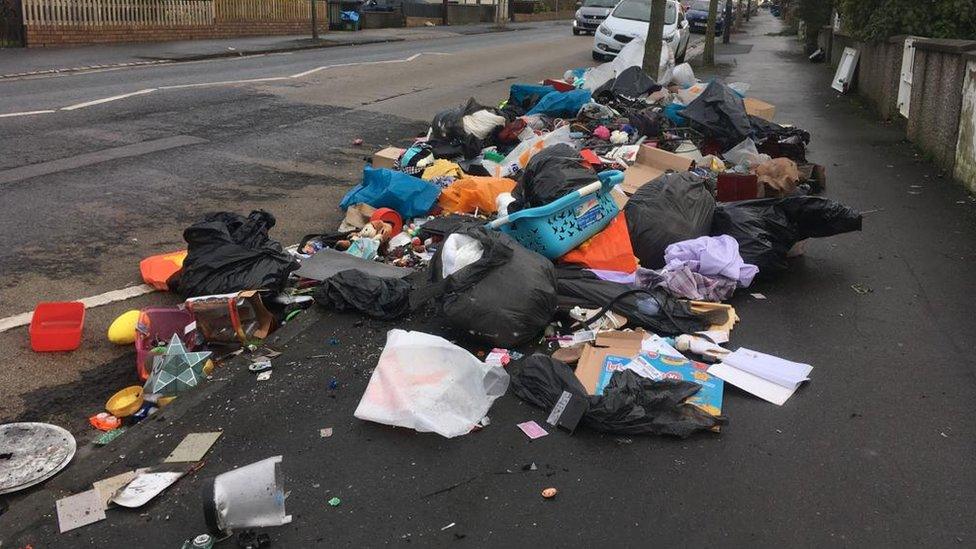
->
xmin=624 ymin=172 xmax=715 ymax=269
xmin=510 ymin=355 xmax=723 ymax=438
xmin=711 ymin=195 xmax=863 ymax=276
xmin=510 ymin=143 xmax=595 ymax=213
xmin=410 ymin=226 xmax=557 ymax=347
xmin=170 ymin=210 xmax=299 ymax=298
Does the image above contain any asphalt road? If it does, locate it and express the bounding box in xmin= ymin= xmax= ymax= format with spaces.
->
xmin=3 ymin=13 xmax=976 ymax=548
xmin=0 ymin=21 xmax=637 ymax=425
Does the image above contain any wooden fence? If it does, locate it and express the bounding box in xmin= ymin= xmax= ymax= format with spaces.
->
xmin=216 ymin=0 xmax=314 ymax=22
xmin=22 ymin=0 xmax=213 ymax=26
xmin=21 ymin=0 xmax=320 ymax=27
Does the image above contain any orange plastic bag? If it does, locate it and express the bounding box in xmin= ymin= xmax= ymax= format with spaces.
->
xmin=437 ymin=176 xmax=516 ymax=215
xmin=140 ymin=250 xmax=187 ymax=291
xmin=560 ymin=212 xmax=638 ymax=272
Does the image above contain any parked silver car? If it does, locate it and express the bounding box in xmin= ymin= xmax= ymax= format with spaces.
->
xmin=573 ymin=0 xmax=619 ymax=35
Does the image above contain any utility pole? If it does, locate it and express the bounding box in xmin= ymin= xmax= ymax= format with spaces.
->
xmin=722 ymin=0 xmax=732 ymax=43
xmin=443 ymin=0 xmax=449 ymax=25
xmin=311 ymin=0 xmax=319 ymax=40
xmin=641 ymin=0 xmax=667 ymax=79
xmin=703 ymin=0 xmax=719 ymax=65
xmin=745 ymin=0 xmax=750 ymax=22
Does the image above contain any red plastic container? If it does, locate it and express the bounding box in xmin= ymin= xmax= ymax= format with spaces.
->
xmin=30 ymin=302 xmax=85 ymax=352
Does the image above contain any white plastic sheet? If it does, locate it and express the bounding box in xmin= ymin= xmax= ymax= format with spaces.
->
xmin=584 ymin=38 xmax=674 ymax=90
xmin=354 ymin=330 xmax=510 ymax=438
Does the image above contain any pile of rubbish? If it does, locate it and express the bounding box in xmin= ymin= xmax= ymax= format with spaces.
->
xmin=9 ymin=37 xmax=863 ymax=538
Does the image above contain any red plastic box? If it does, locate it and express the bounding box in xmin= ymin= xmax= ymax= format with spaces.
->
xmin=30 ymin=302 xmax=85 ymax=352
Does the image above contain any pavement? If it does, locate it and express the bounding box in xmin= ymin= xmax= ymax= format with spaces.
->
xmin=0 ymin=21 xmax=549 ymax=79
xmin=3 ymin=11 xmax=976 ymax=548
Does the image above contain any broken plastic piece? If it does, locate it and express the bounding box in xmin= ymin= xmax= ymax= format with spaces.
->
xmin=328 ymin=497 xmax=341 ymax=507
xmin=203 ymin=455 xmax=292 ymax=535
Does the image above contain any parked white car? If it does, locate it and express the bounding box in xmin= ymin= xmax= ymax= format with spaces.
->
xmin=592 ymin=0 xmax=691 ymax=63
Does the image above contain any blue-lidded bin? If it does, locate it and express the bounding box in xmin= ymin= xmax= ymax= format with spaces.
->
xmin=487 ymin=170 xmax=623 ymax=259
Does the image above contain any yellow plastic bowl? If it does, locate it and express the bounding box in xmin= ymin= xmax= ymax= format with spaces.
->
xmin=106 ymin=386 xmax=144 ymax=417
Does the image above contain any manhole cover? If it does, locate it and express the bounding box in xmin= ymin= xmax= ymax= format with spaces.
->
xmin=0 ymin=422 xmax=76 ymax=494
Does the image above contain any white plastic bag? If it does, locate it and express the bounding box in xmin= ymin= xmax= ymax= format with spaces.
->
xmin=491 ymin=125 xmax=574 ymax=178
xmin=723 ymin=138 xmax=772 ymax=168
xmin=354 ymin=330 xmax=510 ymax=438
xmin=462 ymin=110 xmax=506 ymax=140
xmin=440 ymin=233 xmax=484 ymax=278
xmin=672 ymin=63 xmax=696 ymax=87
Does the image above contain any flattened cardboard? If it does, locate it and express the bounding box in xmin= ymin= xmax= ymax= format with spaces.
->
xmin=164 ymin=431 xmax=222 ymax=463
xmin=621 ymin=145 xmax=693 ymax=195
xmin=744 ymin=97 xmax=776 ymax=121
xmin=372 ymin=147 xmax=404 ymax=170
xmin=56 ymin=490 xmax=106 ymax=532
xmin=575 ymin=330 xmax=646 ymax=394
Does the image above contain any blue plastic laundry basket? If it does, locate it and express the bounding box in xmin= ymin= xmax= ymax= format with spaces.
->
xmin=487 ymin=170 xmax=623 ymax=259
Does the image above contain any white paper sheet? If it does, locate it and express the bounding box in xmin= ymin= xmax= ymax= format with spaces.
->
xmin=722 ymin=348 xmax=812 ymax=388
xmin=707 ymin=362 xmax=799 ymax=406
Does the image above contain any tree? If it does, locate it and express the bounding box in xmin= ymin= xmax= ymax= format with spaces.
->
xmin=703 ymin=0 xmax=720 ymax=65
xmin=642 ymin=0 xmax=668 ymax=79
xmin=836 ymin=0 xmax=976 ymax=41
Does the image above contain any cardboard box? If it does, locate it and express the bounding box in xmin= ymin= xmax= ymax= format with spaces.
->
xmin=744 ymin=97 xmax=776 ymax=121
xmin=372 ymin=147 xmax=404 ymax=170
xmin=575 ymin=330 xmax=646 ymax=394
xmin=621 ymin=144 xmax=694 ymax=195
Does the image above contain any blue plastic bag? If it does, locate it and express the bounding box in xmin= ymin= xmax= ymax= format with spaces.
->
xmin=664 ymin=102 xmax=687 ymax=125
xmin=526 ymin=89 xmax=592 ymax=117
xmin=340 ymin=166 xmax=441 ymax=219
xmin=509 ymin=84 xmax=556 ymax=109
xmin=341 ymin=10 xmax=360 ymax=22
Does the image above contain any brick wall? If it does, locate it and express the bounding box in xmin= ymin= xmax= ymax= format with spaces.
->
xmin=513 ymin=10 xmax=573 ymax=22
xmin=26 ymin=20 xmax=328 ymax=47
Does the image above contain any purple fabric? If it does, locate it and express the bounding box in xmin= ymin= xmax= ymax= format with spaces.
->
xmin=663 ymin=235 xmax=758 ymax=287
xmin=637 ymin=266 xmax=738 ymax=301
xmin=585 ymin=269 xmax=637 ymax=284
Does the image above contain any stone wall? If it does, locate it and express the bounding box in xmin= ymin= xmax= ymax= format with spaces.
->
xmin=854 ymin=36 xmax=905 ymax=121
xmin=906 ymin=39 xmax=976 ymax=174
xmin=954 ymin=55 xmax=976 ymax=193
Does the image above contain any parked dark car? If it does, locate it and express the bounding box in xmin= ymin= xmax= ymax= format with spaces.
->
xmin=573 ymin=0 xmax=619 ymax=35
xmin=685 ymin=0 xmax=727 ymax=34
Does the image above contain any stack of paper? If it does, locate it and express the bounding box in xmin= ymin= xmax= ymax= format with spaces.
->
xmin=707 ymin=348 xmax=812 ymax=406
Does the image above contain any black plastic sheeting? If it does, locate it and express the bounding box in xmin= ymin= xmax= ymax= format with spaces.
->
xmin=681 ymin=80 xmax=751 ymax=149
xmin=312 ymin=269 xmax=412 ymax=319
xmin=510 ymin=355 xmax=723 ymax=438
xmin=510 ymin=144 xmax=596 ymax=213
xmin=711 ymin=195 xmax=863 ymax=276
xmin=593 ymin=66 xmax=661 ymax=104
xmin=555 ymin=268 xmax=708 ymax=336
xmin=170 ymin=210 xmax=299 ymax=298
xmin=411 ymin=226 xmax=557 ymax=347
xmin=624 ymin=172 xmax=715 ymax=269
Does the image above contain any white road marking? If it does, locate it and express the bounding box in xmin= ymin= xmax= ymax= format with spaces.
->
xmin=159 ymin=76 xmax=291 ymax=90
xmin=61 ymin=88 xmax=157 ymax=111
xmin=0 ymin=52 xmax=453 ymax=118
xmin=0 ymin=109 xmax=56 ymax=118
xmin=0 ymin=284 xmax=157 ymax=333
